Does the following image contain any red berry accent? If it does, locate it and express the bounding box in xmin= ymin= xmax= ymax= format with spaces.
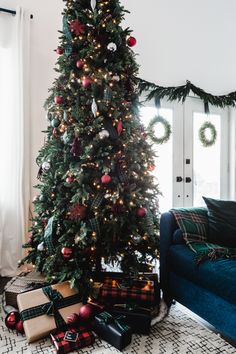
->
xmin=127 ymin=36 xmax=137 ymax=47
xmin=66 ymin=176 xmax=74 ymax=183
xmin=67 ymin=313 xmax=80 ymax=324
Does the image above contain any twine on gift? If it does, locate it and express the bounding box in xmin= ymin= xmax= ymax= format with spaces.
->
xmin=20 ymin=286 xmax=81 ymax=330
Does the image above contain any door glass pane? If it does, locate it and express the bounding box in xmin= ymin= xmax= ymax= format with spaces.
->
xmin=140 ymin=107 xmax=173 ymax=213
xmin=193 ymin=113 xmax=221 ymax=206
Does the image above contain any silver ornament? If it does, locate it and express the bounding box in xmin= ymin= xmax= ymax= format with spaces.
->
xmin=99 ymin=129 xmax=110 ymax=139
xmin=107 ymin=42 xmax=117 ymax=52
xmin=63 ymin=111 xmax=68 ymax=122
xmin=42 ymin=161 xmax=51 ymax=171
xmin=90 ymin=0 xmax=97 ymax=11
xmin=37 ymin=242 xmax=45 ymax=252
xmin=91 ymin=98 xmax=98 ymax=117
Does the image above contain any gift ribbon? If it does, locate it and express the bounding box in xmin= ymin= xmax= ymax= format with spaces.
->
xmin=113 ymin=303 xmax=150 ymax=313
xmin=20 ymin=286 xmax=81 ymax=330
xmin=97 ymin=312 xmax=129 ymax=333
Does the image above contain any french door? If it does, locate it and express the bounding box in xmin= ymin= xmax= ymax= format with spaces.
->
xmin=140 ymin=97 xmax=229 ymax=212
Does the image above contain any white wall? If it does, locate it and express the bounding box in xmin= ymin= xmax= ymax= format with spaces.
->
xmin=0 ymin=0 xmax=236 ymax=200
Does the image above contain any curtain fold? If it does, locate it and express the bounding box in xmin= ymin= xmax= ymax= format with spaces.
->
xmin=0 ymin=7 xmax=30 ymax=276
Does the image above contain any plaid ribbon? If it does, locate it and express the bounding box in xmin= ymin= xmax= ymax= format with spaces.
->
xmin=51 ymin=327 xmax=95 ymax=354
xmin=103 ymin=118 xmax=118 ymax=140
xmin=20 ymin=286 xmax=81 ymax=330
xmin=96 ymin=312 xmax=129 ymax=333
xmin=44 ymin=216 xmax=55 ymax=254
xmin=116 ymin=165 xmax=128 ymax=183
xmin=171 ymin=208 xmax=236 ymax=263
xmin=89 ymin=218 xmax=101 ymax=236
xmin=91 ymin=193 xmax=104 ymax=209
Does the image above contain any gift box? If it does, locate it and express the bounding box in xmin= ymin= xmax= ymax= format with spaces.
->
xmin=50 ymin=326 xmax=95 ymax=354
xmin=94 ymin=311 xmax=132 ymax=351
xmin=17 ymin=281 xmax=83 ymax=343
xmin=96 ymin=273 xmax=159 ymax=307
xmin=110 ymin=304 xmax=153 ymax=334
xmin=4 ymin=272 xmax=46 ymax=309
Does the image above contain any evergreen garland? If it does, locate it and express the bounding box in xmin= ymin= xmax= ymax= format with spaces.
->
xmin=138 ymin=79 xmax=236 ymax=108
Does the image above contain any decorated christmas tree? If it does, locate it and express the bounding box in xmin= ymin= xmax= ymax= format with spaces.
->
xmin=20 ymin=0 xmax=160 ymax=300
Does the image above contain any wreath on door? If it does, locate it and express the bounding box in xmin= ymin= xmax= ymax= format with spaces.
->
xmin=147 ymin=115 xmax=172 ymax=144
xmin=199 ymin=121 xmax=217 ymax=147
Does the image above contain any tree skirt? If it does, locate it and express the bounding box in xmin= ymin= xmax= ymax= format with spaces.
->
xmin=0 ymin=299 xmax=234 ymax=354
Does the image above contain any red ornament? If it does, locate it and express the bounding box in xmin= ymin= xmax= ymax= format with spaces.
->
xmin=127 ymin=36 xmax=137 ymax=47
xmin=79 ymin=304 xmax=94 ymax=322
xmin=67 ymin=313 xmax=80 ymax=325
xmin=55 ymin=47 xmax=64 ymax=55
xmin=69 ymin=204 xmax=87 ymax=220
xmin=66 ymin=176 xmax=74 ymax=184
xmin=117 ymin=121 xmax=123 ymax=136
xmin=61 ymin=247 xmax=73 ymax=259
xmin=15 ymin=320 xmax=25 ymax=334
xmin=148 ymin=165 xmax=155 ymax=171
xmin=5 ymin=311 xmax=20 ymax=330
xmin=101 ymin=175 xmax=111 ymax=184
xmin=52 ymin=128 xmax=57 ymax=136
xmin=137 ymin=207 xmax=147 ymax=218
xmin=82 ymin=77 xmax=92 ymax=88
xmin=54 ymin=96 xmax=63 ymax=105
xmin=76 ymin=59 xmax=84 ymax=69
xmin=70 ymin=20 xmax=85 ymax=36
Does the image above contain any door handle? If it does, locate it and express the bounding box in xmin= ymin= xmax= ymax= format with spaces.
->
xmin=176 ymin=176 xmax=183 ymax=182
xmin=185 ymin=177 xmax=192 ymax=183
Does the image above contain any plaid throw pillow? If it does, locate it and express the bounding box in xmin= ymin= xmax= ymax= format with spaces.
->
xmin=170 ymin=208 xmax=208 ymax=244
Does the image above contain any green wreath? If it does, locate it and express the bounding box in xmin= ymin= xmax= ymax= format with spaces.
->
xmin=199 ymin=121 xmax=217 ymax=147
xmin=147 ymin=115 xmax=172 ymax=144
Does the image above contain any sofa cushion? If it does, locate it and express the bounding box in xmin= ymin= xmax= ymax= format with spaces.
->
xmin=203 ymin=197 xmax=236 ymax=247
xmin=172 ymin=229 xmax=184 ymax=244
xmin=168 ymin=244 xmax=236 ymax=306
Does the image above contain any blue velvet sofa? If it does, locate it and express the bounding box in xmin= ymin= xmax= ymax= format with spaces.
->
xmin=160 ymin=208 xmax=236 ymax=342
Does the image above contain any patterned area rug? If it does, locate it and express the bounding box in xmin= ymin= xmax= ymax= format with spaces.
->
xmin=0 ymin=299 xmax=235 ymax=354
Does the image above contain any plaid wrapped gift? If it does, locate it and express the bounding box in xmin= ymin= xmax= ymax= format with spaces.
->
xmin=99 ymin=277 xmax=156 ymax=307
xmin=94 ymin=311 xmax=132 ymax=351
xmin=4 ymin=272 xmax=46 ymax=309
xmin=50 ymin=326 xmax=95 ymax=354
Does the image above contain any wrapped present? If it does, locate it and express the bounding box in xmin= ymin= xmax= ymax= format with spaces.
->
xmin=50 ymin=326 xmax=95 ymax=354
xmin=17 ymin=281 xmax=83 ymax=343
xmin=94 ymin=311 xmax=132 ymax=351
xmin=4 ymin=272 xmax=46 ymax=309
xmin=110 ymin=304 xmax=153 ymax=334
xmin=94 ymin=272 xmax=160 ymax=307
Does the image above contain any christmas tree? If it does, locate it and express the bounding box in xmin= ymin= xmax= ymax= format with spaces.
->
xmin=20 ymin=0 xmax=160 ymax=300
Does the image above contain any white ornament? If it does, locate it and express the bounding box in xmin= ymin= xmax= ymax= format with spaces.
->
xmin=42 ymin=161 xmax=51 ymax=171
xmin=37 ymin=242 xmax=45 ymax=252
xmin=107 ymin=42 xmax=117 ymax=52
xmin=112 ymin=75 xmax=120 ymax=82
xmin=99 ymin=129 xmax=110 ymax=139
xmin=91 ymin=98 xmax=98 ymax=117
xmin=90 ymin=0 xmax=97 ymax=11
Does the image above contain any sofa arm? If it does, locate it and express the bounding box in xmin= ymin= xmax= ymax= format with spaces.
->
xmin=160 ymin=212 xmax=178 ymax=302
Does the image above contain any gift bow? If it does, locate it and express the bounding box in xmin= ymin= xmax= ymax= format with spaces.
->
xmin=98 ymin=311 xmax=129 ymax=333
xmin=41 ymin=286 xmax=66 ymax=328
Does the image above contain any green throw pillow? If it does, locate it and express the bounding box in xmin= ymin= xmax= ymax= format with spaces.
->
xmin=203 ymin=197 xmax=236 ymax=247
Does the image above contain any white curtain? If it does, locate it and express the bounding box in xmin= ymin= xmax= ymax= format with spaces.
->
xmin=0 ymin=7 xmax=30 ymax=276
